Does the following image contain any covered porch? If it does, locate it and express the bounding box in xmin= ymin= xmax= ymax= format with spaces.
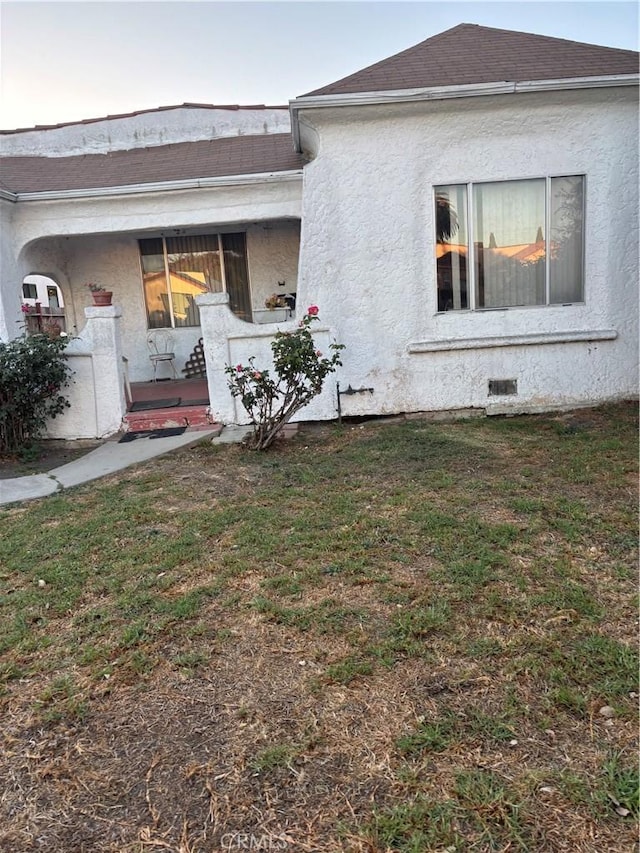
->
xmin=27 ymin=212 xmax=304 ymax=439
xmin=19 ymin=217 xmax=302 ymax=385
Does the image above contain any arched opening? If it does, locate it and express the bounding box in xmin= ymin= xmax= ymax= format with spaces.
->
xmin=21 ymin=274 xmax=67 ymax=336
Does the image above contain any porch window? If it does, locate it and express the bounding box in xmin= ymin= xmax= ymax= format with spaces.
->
xmin=435 ymin=176 xmax=585 ymax=312
xmin=139 ymin=233 xmax=252 ymax=328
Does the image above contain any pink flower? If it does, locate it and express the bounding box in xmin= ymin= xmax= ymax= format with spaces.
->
xmin=307 ymin=305 xmax=319 ymax=316
xmin=253 ymin=371 xmax=262 ymax=379
xmin=315 ymin=350 xmax=322 ymax=357
xmin=236 ymin=364 xmax=243 ymax=372
xmin=21 ymin=304 xmax=30 ymax=313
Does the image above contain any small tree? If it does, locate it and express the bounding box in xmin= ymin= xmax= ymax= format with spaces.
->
xmin=225 ymin=307 xmax=344 ymax=450
xmin=0 ymin=332 xmax=71 ymax=455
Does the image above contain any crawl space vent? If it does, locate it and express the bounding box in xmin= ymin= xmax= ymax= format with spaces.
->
xmin=488 ymin=379 xmax=518 ymax=396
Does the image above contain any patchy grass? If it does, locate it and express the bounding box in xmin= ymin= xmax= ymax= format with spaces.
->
xmin=0 ymin=402 xmax=637 ymax=852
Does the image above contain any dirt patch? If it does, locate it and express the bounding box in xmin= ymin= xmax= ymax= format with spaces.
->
xmin=2 ymin=616 xmax=635 ymax=852
xmin=0 ymin=439 xmax=102 ymax=479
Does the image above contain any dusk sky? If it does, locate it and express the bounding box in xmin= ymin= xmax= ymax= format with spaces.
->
xmin=1 ymin=1 xmax=638 ymax=131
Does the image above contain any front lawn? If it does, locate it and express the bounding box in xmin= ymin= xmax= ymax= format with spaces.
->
xmin=0 ymin=403 xmax=637 ymax=852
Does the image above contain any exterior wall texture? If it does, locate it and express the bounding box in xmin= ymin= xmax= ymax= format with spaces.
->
xmin=246 ymin=220 xmax=301 ymax=313
xmin=0 ymin=106 xmax=291 ymax=157
xmin=46 ymin=305 xmax=126 ymax=439
xmin=0 ymin=198 xmax=21 ymax=342
xmin=295 ymin=88 xmax=639 ymax=418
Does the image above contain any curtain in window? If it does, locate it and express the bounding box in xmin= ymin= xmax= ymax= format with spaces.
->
xmin=166 ymin=235 xmax=222 ymax=327
xmin=140 ymin=233 xmax=253 ymax=327
xmin=140 ymin=238 xmax=171 ymax=328
xmin=550 ymin=176 xmax=584 ymax=304
xmin=474 ymin=180 xmax=546 ymax=308
xmin=222 ymin=233 xmax=252 ymax=322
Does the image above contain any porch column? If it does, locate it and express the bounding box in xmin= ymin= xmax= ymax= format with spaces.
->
xmin=49 ymin=304 xmax=126 ymax=439
xmin=83 ymin=304 xmax=126 ymax=436
xmin=197 ymin=293 xmax=240 ymax=424
xmin=0 ymin=198 xmax=22 ymax=342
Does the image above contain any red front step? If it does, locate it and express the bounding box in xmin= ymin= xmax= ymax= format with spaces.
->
xmin=124 ymin=404 xmax=221 ymax=433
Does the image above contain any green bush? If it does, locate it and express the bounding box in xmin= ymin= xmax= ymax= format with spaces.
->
xmin=0 ymin=333 xmax=71 ymax=454
xmin=225 ymin=307 xmax=344 ymax=450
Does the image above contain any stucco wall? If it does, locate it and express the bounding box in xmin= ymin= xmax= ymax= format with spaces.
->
xmin=0 ymin=106 xmax=291 ymax=157
xmin=295 ymin=87 xmax=639 ymax=417
xmin=246 ymin=220 xmax=301 ymax=311
xmin=0 ymin=197 xmax=20 ymax=342
xmin=10 ymin=178 xmax=301 ymax=249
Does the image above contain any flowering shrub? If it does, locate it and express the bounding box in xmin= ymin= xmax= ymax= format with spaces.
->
xmin=0 ymin=333 xmax=71 ymax=454
xmin=225 ymin=308 xmax=344 ymax=450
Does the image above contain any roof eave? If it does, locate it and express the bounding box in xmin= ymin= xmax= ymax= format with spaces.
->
xmin=8 ymin=169 xmax=303 ymax=202
xmin=289 ymin=74 xmax=639 ymax=152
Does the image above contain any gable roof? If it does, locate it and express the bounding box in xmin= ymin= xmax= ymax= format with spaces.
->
xmin=305 ymin=23 xmax=639 ymax=96
xmin=1 ymin=133 xmax=304 ymax=196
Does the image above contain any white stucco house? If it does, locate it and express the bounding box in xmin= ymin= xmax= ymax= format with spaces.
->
xmin=1 ymin=24 xmax=638 ymax=438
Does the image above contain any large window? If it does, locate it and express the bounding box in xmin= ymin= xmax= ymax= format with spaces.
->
xmin=140 ymin=233 xmax=252 ymax=328
xmin=435 ymin=176 xmax=585 ymax=312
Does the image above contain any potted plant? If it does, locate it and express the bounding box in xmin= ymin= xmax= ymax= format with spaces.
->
xmin=85 ymin=282 xmax=113 ymax=306
xmin=264 ymin=293 xmax=287 ymax=310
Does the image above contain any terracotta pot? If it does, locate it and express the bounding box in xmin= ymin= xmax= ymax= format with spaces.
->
xmin=92 ymin=291 xmax=113 ymax=306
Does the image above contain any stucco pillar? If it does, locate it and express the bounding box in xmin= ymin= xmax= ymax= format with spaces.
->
xmin=48 ymin=304 xmax=126 ymax=440
xmin=82 ymin=305 xmax=126 ymax=436
xmin=197 ymin=293 xmax=241 ymax=424
xmin=0 ymin=197 xmax=22 ymax=343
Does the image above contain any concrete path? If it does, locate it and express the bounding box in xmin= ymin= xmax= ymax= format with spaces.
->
xmin=0 ymin=426 xmax=252 ymax=507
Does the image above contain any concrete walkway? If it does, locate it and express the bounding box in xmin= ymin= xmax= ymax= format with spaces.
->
xmin=0 ymin=426 xmax=251 ymax=507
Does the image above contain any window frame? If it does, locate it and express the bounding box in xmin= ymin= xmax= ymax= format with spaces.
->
xmin=138 ymin=232 xmax=252 ymax=329
xmin=433 ymin=174 xmax=586 ymax=314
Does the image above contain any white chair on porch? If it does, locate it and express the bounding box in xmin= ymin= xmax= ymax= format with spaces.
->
xmin=147 ymin=330 xmax=178 ymax=381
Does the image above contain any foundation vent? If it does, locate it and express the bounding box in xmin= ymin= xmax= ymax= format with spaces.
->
xmin=488 ymin=379 xmax=518 ymax=396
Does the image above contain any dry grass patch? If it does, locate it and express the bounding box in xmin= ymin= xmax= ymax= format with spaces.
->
xmin=0 ymin=402 xmax=637 ymax=851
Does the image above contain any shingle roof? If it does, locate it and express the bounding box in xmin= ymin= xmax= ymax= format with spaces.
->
xmin=0 ymin=134 xmax=304 ymax=194
xmin=304 ymin=23 xmax=639 ymax=97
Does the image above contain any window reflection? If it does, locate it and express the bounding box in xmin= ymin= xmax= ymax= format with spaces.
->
xmin=434 ymin=177 xmax=584 ymax=311
xmin=139 ymin=234 xmax=250 ymax=328
xmin=435 ymin=185 xmax=468 ymax=311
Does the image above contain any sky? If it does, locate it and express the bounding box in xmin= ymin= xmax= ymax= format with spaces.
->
xmin=0 ymin=0 xmax=638 ymax=130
